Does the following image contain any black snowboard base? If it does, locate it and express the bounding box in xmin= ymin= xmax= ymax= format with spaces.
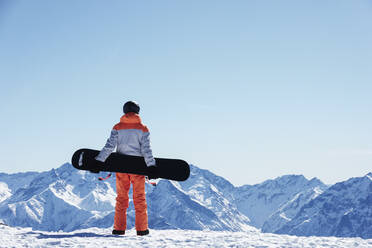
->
xmin=71 ymin=149 xmax=190 ymax=181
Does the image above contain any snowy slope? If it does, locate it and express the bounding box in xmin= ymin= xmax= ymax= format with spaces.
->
xmin=168 ymin=165 xmax=251 ymax=231
xmin=1 ymin=225 xmax=371 ymax=248
xmin=148 ymin=180 xmax=229 ymax=230
xmin=0 ymin=171 xmax=39 ymax=203
xmin=276 ymin=173 xmax=372 ymax=239
xmin=0 ymin=182 xmax=11 ymax=203
xmin=233 ymin=175 xmax=327 ymax=228
xmin=262 ymin=184 xmax=326 ymax=233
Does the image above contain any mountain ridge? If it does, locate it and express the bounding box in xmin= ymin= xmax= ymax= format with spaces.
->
xmin=0 ymin=163 xmax=370 ymax=238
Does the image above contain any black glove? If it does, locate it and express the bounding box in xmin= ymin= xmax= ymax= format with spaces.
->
xmin=147 ymin=165 xmax=159 ymax=180
xmin=93 ymin=156 xmax=106 ymax=165
xmin=94 ymin=158 xmax=106 ymax=167
xmin=89 ymin=158 xmax=104 ymax=173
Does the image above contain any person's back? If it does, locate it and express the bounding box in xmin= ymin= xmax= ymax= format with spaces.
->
xmin=95 ymin=101 xmax=156 ymax=236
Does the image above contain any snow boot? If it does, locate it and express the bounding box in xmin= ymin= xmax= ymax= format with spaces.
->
xmin=137 ymin=229 xmax=149 ymax=236
xmin=112 ymin=230 xmax=125 ymax=235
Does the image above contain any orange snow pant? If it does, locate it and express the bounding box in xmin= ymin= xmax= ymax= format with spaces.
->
xmin=114 ymin=173 xmax=148 ymax=231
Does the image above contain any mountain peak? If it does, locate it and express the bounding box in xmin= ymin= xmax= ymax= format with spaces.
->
xmin=256 ymin=174 xmax=309 ymax=190
xmin=366 ymin=172 xmax=372 ymax=181
xmin=275 ymin=172 xmax=372 ymax=239
xmin=276 ymin=174 xmax=306 ymax=182
xmin=308 ymin=177 xmax=325 ymax=187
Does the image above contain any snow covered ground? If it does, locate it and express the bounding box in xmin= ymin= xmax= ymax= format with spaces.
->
xmin=1 ymin=225 xmax=371 ymax=248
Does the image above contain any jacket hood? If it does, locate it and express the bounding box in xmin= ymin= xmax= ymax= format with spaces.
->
xmin=120 ymin=113 xmax=142 ymax=124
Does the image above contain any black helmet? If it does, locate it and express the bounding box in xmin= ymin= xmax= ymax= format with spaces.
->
xmin=123 ymin=101 xmax=140 ymax=114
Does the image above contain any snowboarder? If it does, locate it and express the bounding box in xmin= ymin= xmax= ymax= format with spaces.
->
xmin=95 ymin=101 xmax=157 ymax=236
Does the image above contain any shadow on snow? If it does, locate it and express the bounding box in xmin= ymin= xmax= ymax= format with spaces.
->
xmin=24 ymin=231 xmax=119 ymax=239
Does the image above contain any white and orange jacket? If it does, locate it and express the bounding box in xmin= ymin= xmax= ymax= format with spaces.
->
xmin=95 ymin=113 xmax=156 ymax=167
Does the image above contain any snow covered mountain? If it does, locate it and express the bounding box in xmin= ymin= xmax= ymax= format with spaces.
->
xmin=234 ymin=174 xmax=327 ymax=229
xmin=0 ymin=164 xmax=117 ymax=231
xmin=0 ymin=163 xmax=370 ymax=239
xmin=262 ymin=183 xmax=325 ymax=233
xmin=0 ymin=164 xmax=251 ymax=232
xmin=0 ymin=171 xmax=39 ymax=203
xmin=161 ymin=165 xmax=251 ymax=231
xmin=274 ymin=173 xmax=372 ymax=239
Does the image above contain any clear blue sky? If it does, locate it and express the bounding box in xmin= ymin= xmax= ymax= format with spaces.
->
xmin=0 ymin=0 xmax=371 ymax=186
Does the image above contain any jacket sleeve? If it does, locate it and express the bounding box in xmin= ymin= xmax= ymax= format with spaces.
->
xmin=95 ymin=129 xmax=118 ymax=162
xmin=141 ymin=131 xmax=156 ymax=167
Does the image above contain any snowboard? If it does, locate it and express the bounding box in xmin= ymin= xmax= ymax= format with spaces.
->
xmin=71 ymin=148 xmax=190 ymax=181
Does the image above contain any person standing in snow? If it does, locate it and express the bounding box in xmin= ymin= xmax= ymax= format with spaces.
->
xmin=95 ymin=101 xmax=157 ymax=236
